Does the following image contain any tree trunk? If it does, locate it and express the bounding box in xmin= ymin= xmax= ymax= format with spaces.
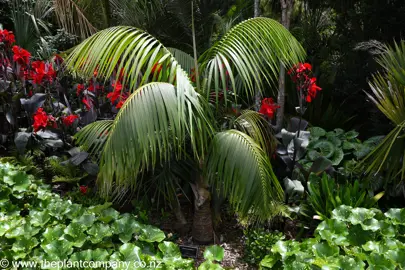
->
xmin=275 ymin=0 xmax=294 ymax=132
xmin=254 ymin=0 xmax=261 ymax=111
xmin=191 ymin=180 xmax=214 ymax=244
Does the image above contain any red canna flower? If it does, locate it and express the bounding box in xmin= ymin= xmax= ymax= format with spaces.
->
xmin=62 ymin=114 xmax=79 ymax=126
xmin=288 ymin=62 xmax=321 ymax=103
xmin=259 ymin=98 xmax=280 ymax=119
xmin=32 ymin=108 xmax=57 ymax=132
xmin=12 ymin=46 xmax=31 ymax=66
xmin=76 ymin=84 xmax=85 ymax=96
xmin=0 ymin=29 xmax=15 ymax=45
xmin=82 ymin=97 xmax=92 ymax=110
xmin=32 ymin=108 xmax=48 ymax=132
xmin=79 ymin=185 xmax=88 ymax=194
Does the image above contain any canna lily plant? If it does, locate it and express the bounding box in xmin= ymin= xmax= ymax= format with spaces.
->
xmin=65 ymin=17 xmax=305 ymax=243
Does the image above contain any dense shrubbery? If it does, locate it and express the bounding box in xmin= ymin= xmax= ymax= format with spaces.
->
xmin=260 ymin=205 xmax=405 ymax=269
xmin=0 ymin=162 xmax=196 ymax=269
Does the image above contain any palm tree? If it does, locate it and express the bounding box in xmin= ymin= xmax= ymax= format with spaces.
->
xmin=65 ymin=17 xmax=305 ymax=243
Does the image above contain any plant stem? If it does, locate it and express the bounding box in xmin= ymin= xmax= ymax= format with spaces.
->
xmin=191 ymin=0 xmax=200 ymax=91
xmin=290 ymin=87 xmax=303 ymax=177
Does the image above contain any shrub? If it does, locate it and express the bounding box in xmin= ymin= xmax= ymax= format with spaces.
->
xmin=260 ymin=205 xmax=405 ymax=269
xmin=243 ymin=228 xmax=283 ymax=265
xmin=0 ymin=162 xmax=194 ymax=269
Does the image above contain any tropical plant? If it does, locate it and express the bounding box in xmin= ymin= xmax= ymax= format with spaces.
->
xmin=198 ymin=245 xmax=225 ymax=270
xmin=243 ymin=228 xmax=284 ymax=265
xmin=65 ymin=17 xmax=305 ymax=243
xmin=307 ymin=173 xmax=384 ymax=220
xmin=362 ymin=41 xmax=405 ymax=187
xmin=302 ymin=127 xmax=384 ymax=176
xmin=0 ymin=162 xmax=194 ymax=269
xmin=260 ymin=205 xmax=405 ymax=269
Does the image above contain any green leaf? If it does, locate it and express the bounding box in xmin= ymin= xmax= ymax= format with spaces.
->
xmin=203 ymin=245 xmax=224 ymax=262
xmin=98 ymin=207 xmax=120 ymax=223
xmin=86 ymin=223 xmax=113 ymax=244
xmin=41 ymin=239 xmax=73 ymax=259
xmin=5 ymin=221 xmax=40 ymax=239
xmin=332 ymin=205 xmax=353 ymax=221
xmin=348 ymin=208 xmax=377 ymax=225
xmin=30 ymin=210 xmax=51 ymax=227
xmin=316 ymin=219 xmax=349 ymax=246
xmin=12 ymin=237 xmax=39 ymax=258
xmin=284 ymin=178 xmax=304 ymax=197
xmin=112 ymin=214 xmax=142 ymax=243
xmin=92 ymin=249 xmax=110 ymax=261
xmin=119 ymin=243 xmax=142 ymax=261
xmin=367 ymin=253 xmax=396 ymax=269
xmin=138 ymin=225 xmax=165 ymax=243
xmin=158 ymin=241 xmax=182 ymax=258
xmin=345 ymin=130 xmax=360 ymax=139
xmin=70 ymin=250 xmax=93 ymax=262
xmin=198 ymin=261 xmax=224 ymax=270
xmin=63 ymin=223 xmax=87 ymax=247
xmin=4 ymin=170 xmax=30 ymax=192
xmin=385 ymin=208 xmax=405 ymax=225
xmin=73 ymin=213 xmax=96 ymax=228
xmin=312 ymin=242 xmax=339 ymax=258
xmin=309 ymin=127 xmax=326 ymax=138
xmin=330 ymin=148 xmax=344 ymax=166
xmin=43 ymin=225 xmax=66 ymax=242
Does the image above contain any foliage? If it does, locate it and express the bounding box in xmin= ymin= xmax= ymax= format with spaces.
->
xmin=198 ymin=245 xmax=225 ymax=270
xmin=67 ymin=17 xmax=304 ymax=221
xmin=302 ymin=127 xmax=384 ymax=177
xmin=0 ymin=162 xmax=194 ymax=269
xmin=260 ymin=205 xmax=405 ymax=269
xmin=243 ymin=228 xmax=284 ymax=265
xmin=362 ymin=41 xmax=405 ymax=186
xmin=307 ymin=173 xmax=384 ymax=220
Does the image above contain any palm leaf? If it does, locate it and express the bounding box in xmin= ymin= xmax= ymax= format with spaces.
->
xmin=362 ymin=41 xmax=405 ymax=183
xmin=75 ymin=82 xmax=211 ymax=199
xmin=205 ymin=129 xmax=283 ymax=221
xmin=53 ymin=0 xmax=97 ymax=40
xmin=167 ymin=47 xmax=195 ymax=75
xmin=200 ymin=17 xmax=306 ymax=102
xmin=234 ymin=110 xmax=276 ymax=154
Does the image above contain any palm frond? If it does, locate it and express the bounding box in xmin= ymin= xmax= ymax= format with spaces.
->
xmin=167 ymin=47 xmax=195 ymax=75
xmin=362 ymin=41 xmax=405 ymax=183
xmin=76 ymin=82 xmax=211 ymax=199
xmin=205 ymin=129 xmax=283 ymax=222
xmin=200 ymin=17 xmax=306 ymax=102
xmin=234 ymin=110 xmax=276 ymax=154
xmin=54 ymin=0 xmax=97 ymax=40
xmin=65 ymin=26 xmax=175 ymax=90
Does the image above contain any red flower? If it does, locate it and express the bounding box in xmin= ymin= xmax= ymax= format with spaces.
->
xmin=107 ymin=81 xmax=123 ymax=103
xmin=88 ymin=79 xmax=95 ymax=92
xmin=62 ymin=115 xmax=79 ymax=126
xmin=82 ymin=97 xmax=92 ymax=110
xmin=32 ymin=108 xmax=48 ymax=132
xmin=0 ymin=29 xmax=15 ymax=45
xmin=32 ymin=108 xmax=57 ymax=132
xmin=12 ymin=46 xmax=31 ymax=66
xmin=259 ymin=98 xmax=280 ymax=119
xmin=31 ymin=61 xmax=56 ymax=84
xmin=76 ymin=84 xmax=85 ymax=96
xmin=288 ymin=62 xmax=321 ymax=103
xmin=79 ymin=186 xmax=88 ymax=194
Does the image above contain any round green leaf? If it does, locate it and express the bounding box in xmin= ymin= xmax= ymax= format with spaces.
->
xmin=203 ymin=245 xmax=224 ymax=262
xmin=312 ymin=242 xmax=339 ymax=258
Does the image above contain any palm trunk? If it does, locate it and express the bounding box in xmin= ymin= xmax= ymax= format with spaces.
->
xmin=191 ymin=178 xmax=214 ymax=244
xmin=275 ymin=0 xmax=294 ymax=132
xmin=101 ymin=0 xmax=111 ymax=27
xmin=254 ymin=0 xmax=261 ymax=111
